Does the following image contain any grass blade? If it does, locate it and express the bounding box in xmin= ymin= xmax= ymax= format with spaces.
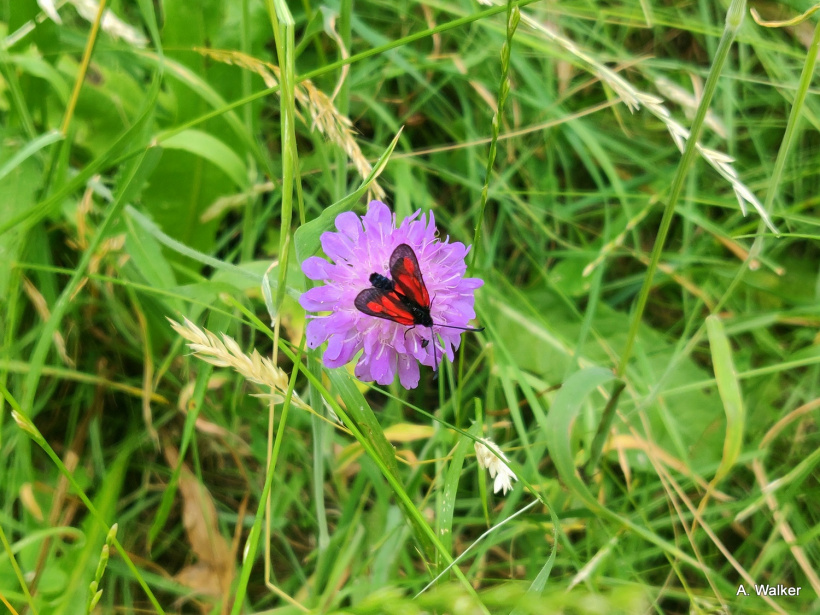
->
xmin=294 ymin=127 xmax=402 ymax=264
xmin=617 ymin=0 xmax=750 ymax=379
xmin=0 ymin=131 xmax=63 ymax=183
xmin=706 ymin=315 xmax=744 ymax=483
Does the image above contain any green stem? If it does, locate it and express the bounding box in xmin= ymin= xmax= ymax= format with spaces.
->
xmin=459 ymin=0 xmax=519 ymax=432
xmin=617 ymin=0 xmax=746 ymax=379
xmin=153 ymin=0 xmax=541 ymax=147
xmin=60 ymin=0 xmax=108 ymax=136
xmin=0 ymin=520 xmax=37 ymax=614
xmin=2 ymin=387 xmax=165 ymax=615
xmin=584 ymin=381 xmax=626 ymax=476
xmin=469 ymin=1 xmax=520 ymax=274
xmin=230 ymin=340 xmax=305 ymax=615
xmin=240 ymin=0 xmax=258 ymax=264
xmin=269 ymin=346 xmax=490 ymax=613
xmin=750 ymin=17 xmax=820 ymax=258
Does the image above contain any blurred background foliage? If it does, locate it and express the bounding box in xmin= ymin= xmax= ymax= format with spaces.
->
xmin=0 ymin=0 xmax=818 ymax=613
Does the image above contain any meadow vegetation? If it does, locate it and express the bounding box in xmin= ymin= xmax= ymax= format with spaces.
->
xmin=1 ymin=0 xmax=818 ymax=613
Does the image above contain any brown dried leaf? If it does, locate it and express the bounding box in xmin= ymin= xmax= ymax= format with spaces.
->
xmin=164 ymin=445 xmax=234 ymax=605
xmin=175 ymin=562 xmax=222 ymax=599
xmin=20 ymin=483 xmax=44 ymax=522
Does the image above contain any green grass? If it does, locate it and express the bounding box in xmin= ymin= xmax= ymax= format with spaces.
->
xmin=1 ymin=0 xmax=819 ymax=613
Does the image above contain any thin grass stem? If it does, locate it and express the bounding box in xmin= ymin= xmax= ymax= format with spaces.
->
xmin=617 ymin=0 xmax=747 ymax=379
xmin=1 ymin=387 xmax=166 ymax=615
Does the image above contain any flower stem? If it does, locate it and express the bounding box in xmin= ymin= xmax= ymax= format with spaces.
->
xmin=268 ymin=0 xmax=298 ymax=319
xmin=469 ymin=0 xmax=520 ymax=274
xmin=231 ymin=340 xmax=307 ymax=615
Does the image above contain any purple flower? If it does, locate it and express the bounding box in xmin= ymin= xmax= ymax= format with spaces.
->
xmin=299 ymin=201 xmax=483 ymax=389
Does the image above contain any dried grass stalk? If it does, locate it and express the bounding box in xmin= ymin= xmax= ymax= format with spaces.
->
xmin=481 ymin=0 xmax=777 ymax=233
xmin=169 ymin=317 xmax=309 ymax=410
xmin=194 ymin=48 xmax=385 ymax=201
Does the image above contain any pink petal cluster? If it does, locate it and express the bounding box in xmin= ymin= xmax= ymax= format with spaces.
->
xmin=299 ymin=201 xmax=483 ymax=389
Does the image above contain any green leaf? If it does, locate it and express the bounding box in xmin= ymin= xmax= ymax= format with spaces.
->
xmin=124 ymin=213 xmax=183 ymax=313
xmin=439 ymin=423 xmax=481 ymax=554
xmin=161 ymin=129 xmax=248 ymax=188
xmin=0 ymin=73 xmax=162 ymax=236
xmin=54 ymin=441 xmax=132 ymax=615
xmin=509 ymin=545 xmax=556 ymax=615
xmin=489 ymin=282 xmax=725 ymax=469
xmin=326 ymin=368 xmax=400 ymax=479
xmin=294 ymin=127 xmax=403 ymax=264
xmin=135 ymin=0 xmax=164 ymax=56
xmin=147 ymin=53 xmax=269 ymax=172
xmin=706 ymin=315 xmax=745 ymax=482
xmin=545 ymin=367 xmax=705 ymax=570
xmin=0 ymin=133 xmax=43 ymax=297
xmin=147 ymin=357 xmax=218 ymax=551
xmin=21 ymin=144 xmax=165 ymax=418
xmin=545 ymin=367 xmax=616 ymax=510
xmin=0 ymin=130 xmax=63 ymax=183
xmin=320 ymin=367 xmax=438 ymax=560
xmin=7 ymin=53 xmax=71 ymax=102
xmin=126 ymin=206 xmax=273 ymax=286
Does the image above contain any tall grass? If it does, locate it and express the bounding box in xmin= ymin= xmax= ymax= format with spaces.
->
xmin=1 ymin=0 xmax=818 ymax=613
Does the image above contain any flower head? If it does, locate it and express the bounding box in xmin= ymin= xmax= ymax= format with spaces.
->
xmin=299 ymin=201 xmax=483 ymax=389
xmin=474 ymin=438 xmax=517 ymax=496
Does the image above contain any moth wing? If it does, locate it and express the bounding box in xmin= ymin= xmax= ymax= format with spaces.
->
xmin=389 ymin=244 xmax=430 ymax=307
xmin=354 ymin=287 xmax=416 ymax=326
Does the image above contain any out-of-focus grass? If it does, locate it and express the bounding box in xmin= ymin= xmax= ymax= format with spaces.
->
xmin=1 ymin=0 xmax=818 ymax=613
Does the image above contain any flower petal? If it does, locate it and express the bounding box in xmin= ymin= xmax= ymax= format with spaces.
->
xmin=460 ymin=277 xmax=484 ymax=290
xmin=335 ymin=211 xmax=362 ymax=240
xmin=369 ymin=342 xmax=397 ymax=385
xmin=320 ymin=232 xmax=353 ymax=263
xmin=306 ymin=313 xmax=356 ymax=349
xmin=302 ymin=256 xmax=334 ymax=280
xmin=494 ymin=472 xmax=513 ymax=495
xmin=362 ymin=201 xmax=393 ymax=245
xmin=299 ymin=286 xmax=339 ymax=311
xmin=324 ymin=332 xmax=360 ymax=367
xmin=397 ymin=353 xmax=420 ymax=389
xmin=305 ymin=317 xmax=332 ymax=348
xmin=354 ymin=356 xmax=374 ymax=383
xmin=365 ymin=200 xmax=391 ymax=225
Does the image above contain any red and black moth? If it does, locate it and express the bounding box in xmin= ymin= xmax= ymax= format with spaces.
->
xmin=355 ymin=244 xmax=483 ymax=375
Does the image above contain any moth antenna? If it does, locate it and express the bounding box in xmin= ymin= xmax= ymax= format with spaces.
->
xmin=434 ymin=324 xmax=485 ymax=332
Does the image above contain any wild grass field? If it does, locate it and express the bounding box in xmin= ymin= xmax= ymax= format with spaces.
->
xmin=1 ymin=0 xmax=819 ymax=613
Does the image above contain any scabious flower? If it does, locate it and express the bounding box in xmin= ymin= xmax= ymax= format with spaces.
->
xmin=474 ymin=438 xmax=517 ymax=496
xmin=299 ymin=201 xmax=483 ymax=389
